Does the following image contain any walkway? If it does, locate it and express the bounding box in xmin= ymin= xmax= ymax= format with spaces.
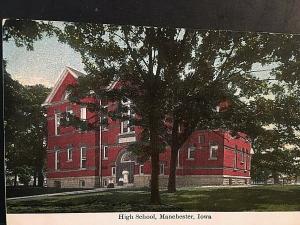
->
xmin=7 ymin=186 xmax=126 ymax=201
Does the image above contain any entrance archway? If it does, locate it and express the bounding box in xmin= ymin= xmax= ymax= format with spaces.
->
xmin=116 ymin=150 xmax=136 ymax=185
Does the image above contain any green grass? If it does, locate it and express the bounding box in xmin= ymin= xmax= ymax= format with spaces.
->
xmin=6 ymin=185 xmax=300 ymax=213
xmin=6 ymin=186 xmax=92 ymax=198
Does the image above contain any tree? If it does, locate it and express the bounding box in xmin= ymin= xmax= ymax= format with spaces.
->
xmin=57 ymin=24 xmax=283 ymax=199
xmin=4 ymin=61 xmax=50 ymax=187
xmin=58 ymin=25 xmax=197 ymax=204
xmin=24 ymin=85 xmax=50 ymax=186
xmin=3 ymin=19 xmax=54 ymax=187
xmin=3 ymin=19 xmax=53 ymax=50
xmin=4 ymin=62 xmax=31 ymax=186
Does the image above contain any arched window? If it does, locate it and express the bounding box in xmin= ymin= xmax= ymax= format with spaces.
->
xmin=120 ymin=152 xmax=135 ymax=162
xmin=62 ymin=90 xmax=71 ymax=101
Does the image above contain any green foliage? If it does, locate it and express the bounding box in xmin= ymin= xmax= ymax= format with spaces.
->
xmin=3 ymin=19 xmax=54 ymax=50
xmin=4 ymin=62 xmax=50 ymax=186
xmin=18 ymin=166 xmax=33 ymax=186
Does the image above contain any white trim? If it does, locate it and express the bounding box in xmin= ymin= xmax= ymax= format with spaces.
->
xmin=159 ymin=163 xmax=165 ymax=175
xmin=106 ymin=79 xmax=119 ymax=91
xmin=120 ymin=152 xmax=134 ymax=162
xmin=103 ymin=145 xmax=108 ymax=160
xmin=42 ymin=67 xmax=81 ymax=106
xmin=139 ymin=165 xmax=144 ymax=175
xmin=187 ymin=146 xmax=195 ymax=160
xmin=209 ymin=145 xmax=218 ymax=160
xmin=199 ymin=134 xmax=205 ymax=144
xmin=80 ymin=107 xmax=87 ymax=120
xmin=111 ymin=166 xmax=116 ymax=176
xmin=54 ymin=113 xmax=61 ymax=136
xmin=55 ymin=150 xmax=59 ymax=170
xmin=67 ymin=147 xmax=73 ymax=161
xmin=80 ymin=147 xmax=87 ymax=169
xmin=66 ymin=107 xmax=73 ymax=121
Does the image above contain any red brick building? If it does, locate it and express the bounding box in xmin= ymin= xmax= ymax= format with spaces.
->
xmin=42 ymin=67 xmax=253 ymax=188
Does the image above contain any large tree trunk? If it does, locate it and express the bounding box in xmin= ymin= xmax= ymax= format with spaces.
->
xmin=167 ymin=119 xmax=179 ymax=193
xmin=273 ymin=171 xmax=280 ymax=184
xmin=150 ymin=150 xmax=160 ymax=204
xmin=33 ymin=170 xmax=37 ymax=187
xmin=168 ymin=147 xmax=178 ymax=193
xmin=37 ymin=169 xmax=44 ymax=187
xmin=149 ymin=113 xmax=161 ymax=204
xmin=14 ymin=172 xmax=17 ymax=187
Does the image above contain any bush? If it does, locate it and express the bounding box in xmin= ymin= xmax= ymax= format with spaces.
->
xmin=107 ymin=183 xmax=114 ymax=188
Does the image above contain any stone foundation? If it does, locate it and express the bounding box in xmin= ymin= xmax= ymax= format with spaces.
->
xmin=134 ymin=175 xmax=250 ymax=188
xmin=48 ymin=175 xmax=250 ymax=188
xmin=47 ymin=176 xmax=100 ymax=188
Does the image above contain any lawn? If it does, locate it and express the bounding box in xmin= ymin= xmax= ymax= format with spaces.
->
xmin=6 ymin=185 xmax=300 ymax=213
xmin=6 ymin=186 xmax=92 ymax=198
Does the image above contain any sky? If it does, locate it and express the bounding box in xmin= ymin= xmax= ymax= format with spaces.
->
xmin=3 ymin=21 xmax=85 ymax=88
xmin=3 ymin=20 xmax=276 ymax=89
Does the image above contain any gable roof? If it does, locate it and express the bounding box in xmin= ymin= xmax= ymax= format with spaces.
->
xmin=42 ymin=66 xmax=86 ymax=106
xmin=42 ymin=66 xmax=119 ymax=107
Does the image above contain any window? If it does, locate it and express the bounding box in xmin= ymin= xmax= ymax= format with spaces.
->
xmin=176 ymin=149 xmax=181 ymax=168
xmin=66 ymin=106 xmax=73 ymax=121
xmin=121 ymin=99 xmax=134 ymax=134
xmin=120 ymin=152 xmax=134 ymax=162
xmin=241 ymin=149 xmax=245 ymax=163
xmin=244 ymin=153 xmax=247 ymax=171
xmin=209 ymin=143 xmax=218 ymax=160
xmin=187 ymin=146 xmax=195 ymax=160
xmin=248 ymin=155 xmax=251 ymax=170
xmin=102 ymin=105 xmax=109 ymax=130
xmin=159 ymin=163 xmax=165 ymax=175
xmin=79 ymin=180 xmax=85 ymax=187
xmin=67 ymin=147 xmax=73 ymax=161
xmin=55 ymin=150 xmax=60 ymax=170
xmin=139 ymin=165 xmax=144 ymax=175
xmin=80 ymin=147 xmax=87 ymax=169
xmin=199 ymin=135 xmax=205 ymax=144
xmin=62 ymin=90 xmax=71 ymax=101
xmin=103 ymin=180 xmax=108 ymax=186
xmin=234 ymin=150 xmax=238 ymax=169
xmin=80 ymin=107 xmax=87 ymax=120
xmin=54 ymin=113 xmax=61 ymax=136
xmin=103 ymin=145 xmax=108 ymax=160
xmin=112 ymin=166 xmax=116 ymax=176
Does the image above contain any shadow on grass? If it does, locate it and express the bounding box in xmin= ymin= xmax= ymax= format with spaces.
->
xmin=161 ymin=185 xmax=300 ymax=211
xmin=7 ymin=185 xmax=300 ymax=213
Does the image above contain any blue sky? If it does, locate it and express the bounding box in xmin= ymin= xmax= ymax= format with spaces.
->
xmin=3 ymin=22 xmax=85 ymax=88
xmin=3 ymin=20 xmax=276 ymax=88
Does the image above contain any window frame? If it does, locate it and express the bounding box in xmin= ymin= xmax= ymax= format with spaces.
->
xmin=187 ymin=146 xmax=196 ymax=160
xmin=234 ymin=147 xmax=238 ymax=170
xmin=199 ymin=135 xmax=205 ymax=144
xmin=67 ymin=147 xmax=73 ymax=161
xmin=103 ymin=145 xmax=108 ymax=160
xmin=80 ymin=107 xmax=87 ymax=121
xmin=80 ymin=146 xmax=87 ymax=169
xmin=120 ymin=100 xmax=135 ymax=134
xmin=54 ymin=113 xmax=61 ymax=136
xmin=55 ymin=150 xmax=60 ymax=170
xmin=209 ymin=144 xmax=218 ymax=160
xmin=66 ymin=106 xmax=73 ymax=122
xmin=112 ymin=166 xmax=116 ymax=176
xmin=139 ymin=164 xmax=144 ymax=175
xmin=159 ymin=163 xmax=165 ymax=175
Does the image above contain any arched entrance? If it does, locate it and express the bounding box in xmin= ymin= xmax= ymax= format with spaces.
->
xmin=116 ymin=150 xmax=136 ymax=185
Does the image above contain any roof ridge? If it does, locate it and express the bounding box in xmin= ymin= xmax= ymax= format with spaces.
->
xmin=66 ymin=66 xmax=86 ymax=77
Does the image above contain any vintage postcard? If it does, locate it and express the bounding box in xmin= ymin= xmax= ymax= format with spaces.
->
xmin=3 ymin=18 xmax=300 ymax=225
